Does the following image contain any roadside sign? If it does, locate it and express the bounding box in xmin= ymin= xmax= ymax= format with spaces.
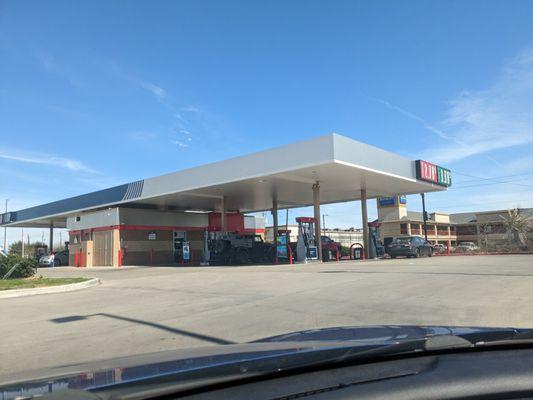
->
xmin=148 ymin=232 xmax=156 ymax=240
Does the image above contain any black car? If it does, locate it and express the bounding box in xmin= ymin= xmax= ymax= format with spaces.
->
xmin=5 ymin=325 xmax=533 ymax=400
xmin=386 ymin=236 xmax=433 ymax=258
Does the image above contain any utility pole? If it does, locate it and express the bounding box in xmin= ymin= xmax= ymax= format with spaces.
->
xmin=21 ymin=228 xmax=24 ymax=257
xmin=421 ymin=193 xmax=428 ymax=241
xmin=3 ymin=199 xmax=7 ymax=252
xmin=322 ymin=214 xmax=328 ymax=237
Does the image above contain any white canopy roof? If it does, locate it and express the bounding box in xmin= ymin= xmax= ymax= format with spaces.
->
xmin=2 ymin=134 xmax=447 ymax=228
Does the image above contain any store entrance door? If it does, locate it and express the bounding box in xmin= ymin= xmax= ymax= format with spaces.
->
xmin=173 ymin=230 xmax=186 ymax=264
xmin=93 ymin=230 xmax=113 ymax=266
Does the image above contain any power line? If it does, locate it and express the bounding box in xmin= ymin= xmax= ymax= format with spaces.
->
xmin=452 ymin=171 xmax=533 ymax=189
xmin=452 ymin=180 xmax=533 ymax=190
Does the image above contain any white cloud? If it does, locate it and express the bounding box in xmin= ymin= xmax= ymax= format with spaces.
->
xmin=423 ymin=49 xmax=533 ymax=163
xmin=170 ymin=140 xmax=189 ymax=148
xmin=140 ymin=81 xmax=166 ymax=100
xmin=502 ymin=155 xmax=533 ymax=174
xmin=373 ymin=97 xmax=455 ymax=141
xmin=181 ymin=105 xmax=200 ymax=113
xmin=0 ymin=149 xmax=94 ymax=172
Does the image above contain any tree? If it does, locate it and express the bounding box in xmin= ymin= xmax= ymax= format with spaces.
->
xmin=8 ymin=240 xmax=23 ymax=256
xmin=500 ymin=208 xmax=533 ymax=249
xmin=8 ymin=241 xmax=48 ymax=258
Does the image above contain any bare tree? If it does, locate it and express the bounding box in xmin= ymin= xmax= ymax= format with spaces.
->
xmin=500 ymin=208 xmax=533 ymax=249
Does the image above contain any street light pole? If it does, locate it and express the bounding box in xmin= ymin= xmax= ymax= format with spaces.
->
xmin=421 ymin=193 xmax=428 ymax=242
xmin=322 ymin=214 xmax=328 ymax=237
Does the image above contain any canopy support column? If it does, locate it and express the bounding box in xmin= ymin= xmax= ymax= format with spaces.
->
xmin=272 ymin=198 xmax=278 ymax=263
xmin=49 ymin=223 xmax=54 ymax=253
xmin=220 ymin=197 xmax=227 ymax=232
xmin=361 ymin=188 xmax=369 ymax=259
xmin=313 ymin=182 xmax=322 ymax=262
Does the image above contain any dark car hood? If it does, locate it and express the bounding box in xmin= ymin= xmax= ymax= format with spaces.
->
xmin=1 ymin=325 xmax=531 ymax=399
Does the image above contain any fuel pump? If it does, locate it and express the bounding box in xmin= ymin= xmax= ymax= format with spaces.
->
xmin=368 ymin=221 xmax=383 ymax=258
xmin=173 ymin=230 xmax=186 ymax=263
xmin=295 ymin=217 xmax=318 ymax=262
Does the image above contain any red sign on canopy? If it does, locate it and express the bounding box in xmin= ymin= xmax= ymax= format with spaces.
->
xmin=416 ymin=160 xmax=438 ymax=183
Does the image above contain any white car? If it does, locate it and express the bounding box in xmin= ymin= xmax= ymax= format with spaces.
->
xmin=39 ymin=254 xmax=55 ymax=267
xmin=456 ymin=242 xmax=479 ymax=252
xmin=433 ymin=244 xmax=447 ymax=254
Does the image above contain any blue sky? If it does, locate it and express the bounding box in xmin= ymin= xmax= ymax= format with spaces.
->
xmin=1 ymin=0 xmax=533 ymax=246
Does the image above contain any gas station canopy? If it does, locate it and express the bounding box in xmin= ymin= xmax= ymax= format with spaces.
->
xmin=1 ymin=134 xmax=448 ymax=228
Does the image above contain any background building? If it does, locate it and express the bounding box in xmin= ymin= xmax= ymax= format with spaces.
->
xmin=377 ymin=196 xmax=533 ymax=249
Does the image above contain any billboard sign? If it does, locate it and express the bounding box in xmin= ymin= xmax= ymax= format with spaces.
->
xmin=378 ymin=195 xmax=407 ymax=206
xmin=378 ymin=197 xmax=395 ymax=206
xmin=415 ymin=160 xmax=452 ymax=187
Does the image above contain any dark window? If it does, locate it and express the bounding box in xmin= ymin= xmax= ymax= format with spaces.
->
xmin=456 ymin=225 xmax=477 ymax=235
xmin=437 ymin=225 xmax=449 ymax=235
xmin=400 ymin=223 xmax=408 ymax=235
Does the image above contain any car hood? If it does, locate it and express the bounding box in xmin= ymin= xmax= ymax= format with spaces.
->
xmin=1 ymin=325 xmax=531 ymax=398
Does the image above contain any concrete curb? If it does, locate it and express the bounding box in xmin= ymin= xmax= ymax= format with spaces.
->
xmin=0 ymin=278 xmax=100 ymax=299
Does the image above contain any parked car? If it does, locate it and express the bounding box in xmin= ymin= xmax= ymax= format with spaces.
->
xmin=38 ymin=254 xmax=54 ymax=267
xmin=321 ymin=235 xmax=340 ymax=261
xmin=54 ymin=249 xmax=69 ymax=266
xmin=386 ymin=236 xmax=433 ymax=258
xmin=456 ymin=242 xmax=479 ymax=252
xmin=433 ymin=243 xmax=447 ymax=254
xmin=39 ymin=250 xmax=69 ymax=267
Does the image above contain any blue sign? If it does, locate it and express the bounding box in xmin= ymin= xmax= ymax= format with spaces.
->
xmin=277 ymin=245 xmax=288 ymax=258
xmin=378 ymin=196 xmax=407 ymax=206
xmin=378 ymin=197 xmax=395 ymax=206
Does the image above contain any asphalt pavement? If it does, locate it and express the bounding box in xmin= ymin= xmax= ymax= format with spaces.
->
xmin=1 ymin=255 xmax=532 ymax=380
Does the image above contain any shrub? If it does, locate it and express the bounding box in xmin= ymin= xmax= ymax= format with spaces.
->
xmin=0 ymin=255 xmax=37 ymax=279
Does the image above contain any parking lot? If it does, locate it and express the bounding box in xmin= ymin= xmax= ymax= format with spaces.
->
xmin=1 ymin=254 xmax=532 ymax=380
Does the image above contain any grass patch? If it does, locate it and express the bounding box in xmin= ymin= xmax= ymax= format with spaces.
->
xmin=0 ymin=277 xmax=89 ymax=291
